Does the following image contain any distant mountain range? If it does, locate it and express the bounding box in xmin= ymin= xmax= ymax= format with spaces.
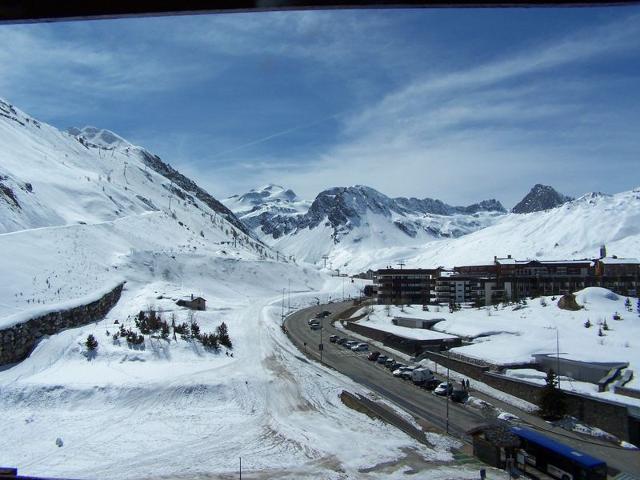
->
xmin=224 ymin=183 xmax=639 ymax=272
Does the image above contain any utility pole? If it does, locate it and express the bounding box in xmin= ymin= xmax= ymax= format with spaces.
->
xmin=556 ymin=327 xmax=561 ymax=389
xmin=288 ymin=279 xmax=291 ymax=313
xmin=239 ymin=457 xmax=242 ymax=480
xmin=281 ymin=288 xmax=285 ymax=322
xmin=322 ymin=255 xmax=329 ymax=269
xmin=320 ymin=319 xmax=324 ymax=364
xmin=397 ymin=261 xmax=405 ymax=270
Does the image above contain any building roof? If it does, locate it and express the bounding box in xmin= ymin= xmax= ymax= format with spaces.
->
xmin=510 ymin=426 xmax=605 ymax=468
xmin=598 ymin=257 xmax=640 ymax=265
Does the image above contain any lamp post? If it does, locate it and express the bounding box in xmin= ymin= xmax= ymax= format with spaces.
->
xmin=446 ymin=346 xmax=450 ymax=434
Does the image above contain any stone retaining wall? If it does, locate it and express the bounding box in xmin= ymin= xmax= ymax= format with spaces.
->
xmin=0 ymin=283 xmax=124 ymax=365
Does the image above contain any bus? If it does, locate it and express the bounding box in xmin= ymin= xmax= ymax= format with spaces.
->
xmin=510 ymin=426 xmax=607 ymax=480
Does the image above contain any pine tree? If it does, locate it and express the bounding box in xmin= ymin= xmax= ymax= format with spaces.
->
xmin=538 ymin=369 xmax=566 ymax=420
xmin=602 ymin=320 xmax=609 ymax=331
xmin=217 ymin=322 xmax=232 ymax=349
xmin=584 ymin=319 xmax=591 ymax=328
xmin=598 ymin=327 xmax=604 ymax=337
xmin=85 ymin=334 xmax=98 ymax=351
xmin=625 ymin=298 xmax=632 ymax=311
xmin=161 ymin=321 xmax=170 ymax=339
xmin=190 ymin=320 xmax=200 ymax=339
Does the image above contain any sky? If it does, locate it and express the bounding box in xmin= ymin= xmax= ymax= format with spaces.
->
xmin=0 ymin=7 xmax=639 ymax=207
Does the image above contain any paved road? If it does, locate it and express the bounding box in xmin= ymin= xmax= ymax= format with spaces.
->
xmin=285 ymin=300 xmax=640 ymax=477
xmin=285 ymin=300 xmax=485 ymax=441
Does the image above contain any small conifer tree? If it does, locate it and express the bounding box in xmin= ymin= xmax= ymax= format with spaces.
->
xmin=539 ymin=369 xmax=566 ymax=420
xmin=85 ymin=334 xmax=98 ymax=351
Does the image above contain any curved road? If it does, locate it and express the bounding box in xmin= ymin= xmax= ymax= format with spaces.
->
xmin=285 ymin=300 xmax=484 ymax=441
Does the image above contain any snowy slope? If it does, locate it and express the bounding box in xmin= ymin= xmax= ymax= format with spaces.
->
xmin=0 ymin=100 xmax=249 ymax=237
xmin=314 ymin=188 xmax=640 ymax=272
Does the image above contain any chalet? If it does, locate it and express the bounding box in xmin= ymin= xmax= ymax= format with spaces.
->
xmin=176 ymin=294 xmax=206 ymax=311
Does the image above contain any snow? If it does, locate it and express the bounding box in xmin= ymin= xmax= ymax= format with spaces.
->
xmin=0 ymin=98 xmax=494 ymax=478
xmin=364 ymin=289 xmax=640 ymax=403
xmin=355 ymin=309 xmax=458 ymax=341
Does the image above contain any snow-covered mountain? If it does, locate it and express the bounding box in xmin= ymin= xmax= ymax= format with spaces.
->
xmin=224 ymin=184 xmax=506 ymax=266
xmin=511 ymin=183 xmax=573 ymax=214
xmin=225 ymin=182 xmax=639 ymax=273
xmin=351 ymin=188 xmax=640 ymax=272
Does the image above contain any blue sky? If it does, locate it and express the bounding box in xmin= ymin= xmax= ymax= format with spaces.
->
xmin=0 ymin=7 xmax=639 ymax=207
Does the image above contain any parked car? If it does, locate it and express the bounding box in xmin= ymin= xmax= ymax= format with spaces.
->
xmin=329 ymin=335 xmax=339 ymax=343
xmin=336 ymin=337 xmax=348 ymax=345
xmin=411 ymin=368 xmax=434 ymax=385
xmin=434 ymin=382 xmax=454 ymax=396
xmin=344 ymin=340 xmax=357 ymax=349
xmin=376 ymin=355 xmax=388 ymax=364
xmin=399 ymin=366 xmax=417 ymax=380
xmin=351 ymin=343 xmax=368 ymax=352
xmin=420 ymin=378 xmax=441 ymax=391
xmin=384 ymin=358 xmax=396 ymax=369
xmin=392 ymin=365 xmax=409 ymax=377
xmin=368 ymin=351 xmax=380 ymax=361
xmin=451 ymin=389 xmax=469 ymax=403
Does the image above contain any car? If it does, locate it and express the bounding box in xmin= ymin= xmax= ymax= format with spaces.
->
xmin=376 ymin=355 xmax=388 ymax=364
xmin=451 ymin=389 xmax=469 ymax=403
xmin=315 ymin=310 xmax=331 ymax=318
xmin=307 ymin=318 xmax=319 ymax=325
xmin=351 ymin=342 xmax=368 ymax=352
xmin=368 ymin=351 xmax=380 ymax=361
xmin=434 ymin=382 xmax=454 ymax=396
xmin=384 ymin=358 xmax=396 ymax=369
xmin=411 ymin=368 xmax=434 ymax=385
xmin=329 ymin=335 xmax=339 ymax=343
xmin=309 ymin=322 xmax=321 ymax=330
xmin=392 ymin=365 xmax=409 ymax=377
xmin=420 ymin=378 xmax=441 ymax=391
xmin=344 ymin=340 xmax=357 ymax=349
xmin=336 ymin=337 xmax=348 ymax=345
xmin=399 ymin=366 xmax=417 ymax=380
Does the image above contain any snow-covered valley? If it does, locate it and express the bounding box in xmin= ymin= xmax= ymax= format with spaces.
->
xmin=0 ymin=98 xmax=494 ymax=479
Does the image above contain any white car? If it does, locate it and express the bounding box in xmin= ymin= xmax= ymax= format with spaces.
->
xmin=434 ymin=382 xmax=453 ymax=396
xmin=392 ymin=366 xmax=411 ymax=377
xmin=351 ymin=342 xmax=368 ymax=352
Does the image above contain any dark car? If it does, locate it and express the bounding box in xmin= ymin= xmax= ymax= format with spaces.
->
xmin=451 ymin=389 xmax=469 ymax=403
xmin=420 ymin=378 xmax=441 ymax=391
xmin=316 ymin=310 xmax=331 ymax=318
xmin=376 ymin=355 xmax=388 ymax=364
xmin=329 ymin=335 xmax=339 ymax=343
xmin=336 ymin=337 xmax=348 ymax=345
xmin=368 ymin=351 xmax=380 ymax=361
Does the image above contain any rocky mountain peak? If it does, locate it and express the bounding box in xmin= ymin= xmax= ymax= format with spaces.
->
xmin=512 ymin=184 xmax=573 ymax=214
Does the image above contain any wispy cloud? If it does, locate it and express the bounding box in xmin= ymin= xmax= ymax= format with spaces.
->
xmin=270 ymin=13 xmax=640 ymax=205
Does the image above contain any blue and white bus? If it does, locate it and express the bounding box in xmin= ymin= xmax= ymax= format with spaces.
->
xmin=510 ymin=426 xmax=607 ymax=480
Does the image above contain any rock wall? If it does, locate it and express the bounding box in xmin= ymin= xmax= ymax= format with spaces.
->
xmin=0 ymin=283 xmax=124 ymax=365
